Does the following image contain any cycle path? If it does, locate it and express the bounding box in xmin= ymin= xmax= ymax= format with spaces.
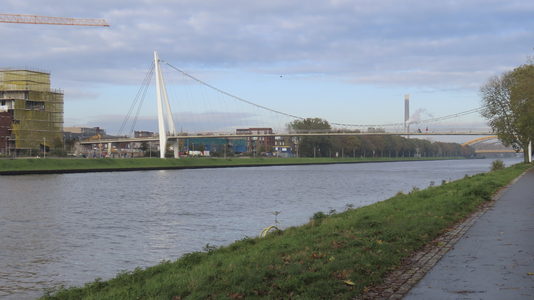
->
xmin=403 ymin=168 xmax=534 ymax=299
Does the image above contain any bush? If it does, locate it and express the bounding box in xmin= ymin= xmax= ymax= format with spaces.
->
xmin=490 ymin=159 xmax=506 ymax=171
xmin=465 ymin=184 xmax=493 ymax=200
xmin=310 ymin=211 xmax=326 ymax=220
xmin=144 ymin=150 xmax=160 ymax=157
xmin=49 ymin=148 xmax=68 ymax=157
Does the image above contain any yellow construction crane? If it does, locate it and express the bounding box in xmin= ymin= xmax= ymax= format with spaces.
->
xmin=0 ymin=13 xmax=109 ymax=27
xmin=86 ymin=134 xmax=102 ymax=142
xmin=86 ymin=134 xmax=103 ymax=153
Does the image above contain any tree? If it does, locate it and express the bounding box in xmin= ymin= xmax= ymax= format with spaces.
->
xmin=460 ymin=145 xmax=475 ymax=157
xmin=480 ymin=64 xmax=534 ymax=163
xmin=340 ymin=135 xmax=360 ymax=157
xmin=257 ymin=144 xmax=267 ymax=155
xmin=165 ymin=142 xmax=173 ymax=158
xmin=52 ymin=137 xmax=63 ymax=149
xmin=286 ymin=118 xmax=332 ymax=157
xmin=139 ymin=142 xmax=149 ymax=152
xmin=510 ymin=64 xmax=534 ymax=151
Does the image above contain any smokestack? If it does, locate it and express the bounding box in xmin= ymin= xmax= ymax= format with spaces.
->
xmin=404 ymin=94 xmax=409 ymax=133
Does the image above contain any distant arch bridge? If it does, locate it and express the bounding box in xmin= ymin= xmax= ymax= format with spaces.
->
xmin=462 ymin=135 xmax=523 ymax=154
xmin=461 ymin=135 xmax=498 ymax=146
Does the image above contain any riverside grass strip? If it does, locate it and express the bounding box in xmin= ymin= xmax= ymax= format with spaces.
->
xmin=1 ymin=156 xmax=456 ymax=174
xmin=41 ymin=162 xmax=532 ymax=300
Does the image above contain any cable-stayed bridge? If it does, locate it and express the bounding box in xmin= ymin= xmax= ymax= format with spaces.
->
xmin=80 ymin=52 xmax=525 ymax=159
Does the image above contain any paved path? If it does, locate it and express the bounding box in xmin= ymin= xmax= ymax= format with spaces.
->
xmin=403 ymin=168 xmax=534 ymax=300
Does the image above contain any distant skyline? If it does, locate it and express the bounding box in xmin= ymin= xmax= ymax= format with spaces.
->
xmin=1 ymin=0 xmax=533 ymax=142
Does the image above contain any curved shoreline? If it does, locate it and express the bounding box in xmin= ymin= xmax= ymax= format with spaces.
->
xmin=38 ymin=162 xmax=532 ymax=300
xmin=0 ymin=157 xmax=461 ymax=176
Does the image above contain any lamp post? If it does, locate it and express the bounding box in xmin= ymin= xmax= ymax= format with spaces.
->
xmin=43 ymin=137 xmax=46 ymax=158
xmin=149 ymin=141 xmax=152 ymax=158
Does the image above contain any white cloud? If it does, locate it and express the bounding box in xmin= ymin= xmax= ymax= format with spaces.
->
xmin=2 ymin=0 xmax=533 ymax=134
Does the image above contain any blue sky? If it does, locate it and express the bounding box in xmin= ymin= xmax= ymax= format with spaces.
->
xmin=1 ymin=0 xmax=533 ymax=141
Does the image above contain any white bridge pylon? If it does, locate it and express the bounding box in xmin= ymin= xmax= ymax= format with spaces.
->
xmin=154 ymin=51 xmax=179 ymax=159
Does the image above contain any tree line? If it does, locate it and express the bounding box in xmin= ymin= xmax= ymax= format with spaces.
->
xmin=286 ymin=118 xmax=475 ymax=158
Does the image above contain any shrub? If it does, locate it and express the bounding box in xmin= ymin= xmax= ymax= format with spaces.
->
xmin=465 ymin=184 xmax=493 ymax=200
xmin=490 ymin=159 xmax=506 ymax=171
xmin=202 ymin=243 xmax=217 ymax=254
xmin=49 ymin=148 xmax=67 ymax=157
xmin=408 ymin=186 xmax=420 ymax=194
xmin=311 ymin=211 xmax=326 ymax=220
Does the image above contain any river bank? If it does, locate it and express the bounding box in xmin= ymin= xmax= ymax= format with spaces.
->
xmin=0 ymin=156 xmax=460 ymax=175
xmin=39 ymin=161 xmax=532 ymax=300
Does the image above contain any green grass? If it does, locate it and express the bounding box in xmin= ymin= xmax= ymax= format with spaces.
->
xmin=40 ymin=162 xmax=532 ymax=300
xmin=0 ymin=156 xmax=458 ymax=173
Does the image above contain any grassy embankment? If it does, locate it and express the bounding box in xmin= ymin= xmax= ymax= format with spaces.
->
xmin=0 ymin=156 xmax=457 ymax=173
xmin=41 ymin=162 xmax=532 ymax=300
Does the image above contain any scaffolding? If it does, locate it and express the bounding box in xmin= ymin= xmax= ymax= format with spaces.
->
xmin=0 ymin=67 xmax=64 ymax=154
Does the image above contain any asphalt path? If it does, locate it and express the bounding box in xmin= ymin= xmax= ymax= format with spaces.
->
xmin=403 ymin=168 xmax=534 ymax=300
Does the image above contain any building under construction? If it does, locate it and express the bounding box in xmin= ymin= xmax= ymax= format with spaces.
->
xmin=0 ymin=67 xmax=64 ymax=155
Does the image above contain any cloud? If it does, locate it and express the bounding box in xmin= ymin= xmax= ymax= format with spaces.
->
xmin=63 ymin=88 xmax=100 ymax=101
xmin=2 ymin=0 xmax=533 ymax=134
xmin=3 ymin=0 xmax=533 ymax=89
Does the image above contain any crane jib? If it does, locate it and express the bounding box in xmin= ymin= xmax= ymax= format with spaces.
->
xmin=0 ymin=14 xmax=109 ymax=27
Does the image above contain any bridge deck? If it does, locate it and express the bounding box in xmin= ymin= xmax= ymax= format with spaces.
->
xmin=79 ymin=132 xmax=497 ymax=145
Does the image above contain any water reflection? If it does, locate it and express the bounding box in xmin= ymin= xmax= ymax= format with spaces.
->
xmin=0 ymin=158 xmax=522 ymax=299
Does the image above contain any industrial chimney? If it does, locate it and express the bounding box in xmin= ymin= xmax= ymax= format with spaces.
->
xmin=404 ymin=94 xmax=409 ymax=134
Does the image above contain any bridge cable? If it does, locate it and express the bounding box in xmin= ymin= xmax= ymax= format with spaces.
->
xmin=160 ymin=60 xmax=304 ymax=121
xmin=216 ymin=90 xmax=231 ymax=133
xmin=161 ymin=59 xmax=487 ymax=131
xmin=129 ymin=64 xmax=155 ymax=135
xmin=198 ymin=80 xmax=217 ymax=131
xmin=118 ymin=61 xmax=155 ymax=137
xmin=179 ymin=73 xmax=197 ymax=132
xmin=434 ymin=118 xmax=441 ymax=133
xmin=452 ymin=114 xmax=460 ymax=133
xmin=163 ymin=66 xmax=187 ymax=134
xmin=470 ymin=109 xmax=479 ymax=133
xmin=181 ymin=72 xmax=204 ymax=133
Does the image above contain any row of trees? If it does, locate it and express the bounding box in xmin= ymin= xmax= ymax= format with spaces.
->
xmin=480 ymin=57 xmax=534 ymax=163
xmin=286 ymin=118 xmax=475 ymax=158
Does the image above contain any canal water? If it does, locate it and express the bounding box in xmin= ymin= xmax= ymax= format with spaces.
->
xmin=0 ymin=158 xmax=522 ymax=299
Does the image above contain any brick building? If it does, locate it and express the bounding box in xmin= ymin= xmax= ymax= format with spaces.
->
xmin=236 ymin=127 xmax=274 ymax=153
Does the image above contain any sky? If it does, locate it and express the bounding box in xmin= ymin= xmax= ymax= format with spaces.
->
xmin=1 ymin=0 xmax=533 ymax=142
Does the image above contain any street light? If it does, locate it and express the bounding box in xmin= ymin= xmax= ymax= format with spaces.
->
xmin=149 ymin=141 xmax=152 ymax=158
xmin=43 ymin=137 xmax=46 ymax=158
